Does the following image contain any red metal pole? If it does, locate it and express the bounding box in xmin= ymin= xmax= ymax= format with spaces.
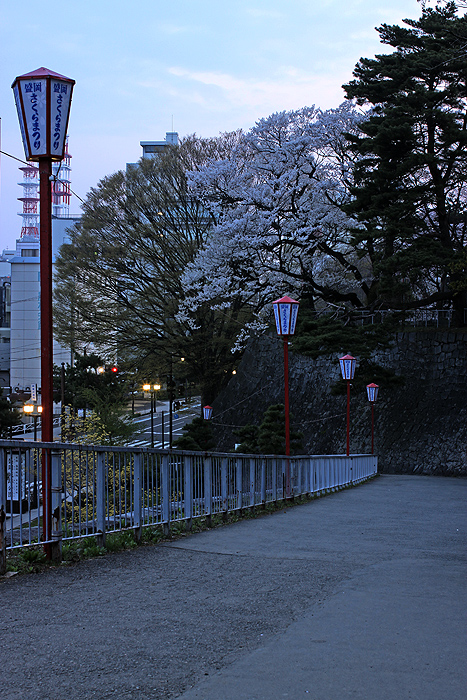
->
xmin=39 ymin=157 xmax=54 ymax=557
xmin=371 ymin=402 xmax=375 ymax=455
xmin=346 ymin=380 xmax=350 ymax=457
xmin=283 ymin=336 xmax=291 ymax=496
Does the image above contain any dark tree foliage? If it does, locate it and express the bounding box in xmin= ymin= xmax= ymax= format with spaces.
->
xmin=173 ymin=416 xmax=216 ymax=452
xmin=53 ymin=353 xmax=136 ymax=444
xmin=235 ymin=404 xmax=303 ymax=455
xmin=0 ymin=396 xmax=22 ymax=437
xmin=343 ymin=2 xmax=467 ymax=324
xmin=53 ymin=133 xmax=248 ymax=405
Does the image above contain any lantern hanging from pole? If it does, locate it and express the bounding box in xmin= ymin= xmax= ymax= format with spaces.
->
xmin=272 ymin=296 xmax=300 ymax=336
xmin=203 ymin=405 xmax=213 ymax=420
xmin=12 ymin=67 xmax=75 ymax=162
xmin=339 ymin=354 xmax=356 ymax=381
xmin=366 ymin=383 xmax=379 ymax=403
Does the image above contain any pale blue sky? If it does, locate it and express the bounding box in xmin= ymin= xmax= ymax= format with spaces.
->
xmin=0 ymin=0 xmax=422 ymax=250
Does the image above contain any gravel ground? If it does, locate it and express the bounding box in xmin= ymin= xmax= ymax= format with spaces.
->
xmin=1 ymin=475 xmax=465 ymax=700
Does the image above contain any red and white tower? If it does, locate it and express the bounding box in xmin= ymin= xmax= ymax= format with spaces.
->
xmin=18 ymin=163 xmax=39 ymax=238
xmin=52 ymin=139 xmax=72 ymax=218
xmin=17 ymin=137 xmax=72 ymax=236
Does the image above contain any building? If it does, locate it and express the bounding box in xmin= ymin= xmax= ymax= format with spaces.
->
xmin=140 ymin=132 xmax=178 ymax=158
xmin=126 ymin=132 xmax=179 ymax=171
xmin=3 ymin=140 xmax=78 ymax=402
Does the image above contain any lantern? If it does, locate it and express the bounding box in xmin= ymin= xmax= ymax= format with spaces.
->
xmin=339 ymin=354 xmax=357 ymax=381
xmin=272 ymin=296 xmax=300 ymax=336
xmin=12 ymin=67 xmax=75 ymax=161
xmin=203 ymin=405 xmax=213 ymax=421
xmin=366 ymin=383 xmax=379 ymax=404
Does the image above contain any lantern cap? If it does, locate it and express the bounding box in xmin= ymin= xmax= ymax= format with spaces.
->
xmin=12 ymin=67 xmax=75 ymax=87
xmin=339 ymin=353 xmax=356 ymax=361
xmin=272 ymin=295 xmax=299 ymax=305
xmin=366 ymin=382 xmax=379 ymax=388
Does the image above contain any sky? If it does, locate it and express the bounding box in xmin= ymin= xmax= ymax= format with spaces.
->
xmin=0 ymin=0 xmax=423 ymax=252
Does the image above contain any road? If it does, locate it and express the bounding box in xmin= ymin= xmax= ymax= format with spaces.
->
xmin=0 ymin=474 xmax=465 ymax=700
xmin=126 ymin=399 xmax=201 ymax=448
xmin=12 ymin=399 xmax=201 ymax=447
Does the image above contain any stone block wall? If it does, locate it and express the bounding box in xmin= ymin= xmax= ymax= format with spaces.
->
xmin=212 ymin=331 xmax=467 ymax=476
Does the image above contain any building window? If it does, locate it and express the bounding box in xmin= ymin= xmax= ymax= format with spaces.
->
xmin=21 ymin=249 xmax=39 ymax=257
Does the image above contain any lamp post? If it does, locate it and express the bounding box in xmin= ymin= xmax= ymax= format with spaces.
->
xmin=23 ymin=402 xmax=43 ymax=442
xmin=272 ymin=295 xmax=299 ymax=497
xmin=143 ymin=383 xmax=161 ymax=448
xmin=366 ymin=383 xmax=379 ymax=455
xmin=339 ymin=354 xmax=357 ymax=456
xmin=12 ymin=67 xmax=74 ymax=558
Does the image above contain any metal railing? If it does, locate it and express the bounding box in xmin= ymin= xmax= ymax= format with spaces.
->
xmin=315 ymin=307 xmax=466 ymax=328
xmin=0 ymin=440 xmax=377 ymax=567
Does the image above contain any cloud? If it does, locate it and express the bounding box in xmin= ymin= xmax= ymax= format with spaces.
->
xmin=167 ymin=66 xmax=348 ymax=114
xmin=244 ymin=8 xmax=284 ymax=19
xmin=157 ymin=22 xmax=200 ymax=35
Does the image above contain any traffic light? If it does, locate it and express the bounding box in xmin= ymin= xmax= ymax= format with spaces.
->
xmin=110 ymin=365 xmax=118 ymax=374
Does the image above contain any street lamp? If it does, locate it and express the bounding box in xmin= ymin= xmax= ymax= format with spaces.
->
xmin=366 ymin=383 xmax=379 ymax=455
xmin=272 ymin=295 xmax=300 ymax=497
xmin=12 ymin=67 xmax=75 ymax=558
xmin=339 ymin=354 xmax=357 ymax=456
xmin=143 ymin=383 xmax=161 ymax=448
xmin=203 ymin=405 xmax=213 ymax=420
xmin=23 ymin=402 xmax=43 ymax=442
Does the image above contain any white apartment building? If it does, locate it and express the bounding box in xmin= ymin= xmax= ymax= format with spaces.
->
xmin=3 ymin=140 xmax=78 ymax=399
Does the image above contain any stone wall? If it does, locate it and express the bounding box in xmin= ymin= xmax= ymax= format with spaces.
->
xmin=212 ymin=331 xmax=467 ymax=476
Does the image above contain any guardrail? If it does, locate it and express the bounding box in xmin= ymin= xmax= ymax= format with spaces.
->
xmin=11 ymin=416 xmax=62 ymax=436
xmin=0 ymin=440 xmax=377 ymax=570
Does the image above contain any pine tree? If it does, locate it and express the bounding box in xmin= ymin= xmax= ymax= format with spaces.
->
xmin=0 ymin=396 xmax=21 ymax=438
xmin=344 ymin=2 xmax=467 ymax=324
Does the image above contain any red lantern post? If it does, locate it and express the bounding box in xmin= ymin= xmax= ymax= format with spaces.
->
xmin=339 ymin=354 xmax=357 ymax=456
xmin=272 ymin=296 xmax=299 ymax=497
xmin=366 ymin=383 xmax=379 ymax=455
xmin=12 ymin=68 xmax=75 ymax=558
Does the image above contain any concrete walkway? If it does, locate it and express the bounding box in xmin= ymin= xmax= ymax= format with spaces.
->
xmin=0 ymin=475 xmax=465 ymax=700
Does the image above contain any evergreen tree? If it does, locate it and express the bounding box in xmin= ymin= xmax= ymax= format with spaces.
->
xmin=173 ymin=416 xmax=216 ymax=451
xmin=235 ymin=404 xmax=303 ymax=455
xmin=344 ymin=2 xmax=467 ymax=324
xmin=54 ymin=354 xmax=138 ymax=445
xmin=0 ymin=396 xmax=21 ymax=438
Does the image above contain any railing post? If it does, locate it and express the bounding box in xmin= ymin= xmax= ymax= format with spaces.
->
xmin=272 ymin=458 xmax=277 ymax=504
xmin=50 ymin=448 xmax=62 ymax=562
xmin=0 ymin=449 xmax=6 ymax=575
xmin=133 ymin=453 xmax=142 ymax=543
xmin=184 ymin=455 xmax=193 ymax=531
xmin=236 ymin=457 xmax=243 ymax=514
xmin=162 ymin=453 xmax=170 ymax=536
xmin=204 ymin=455 xmax=212 ymax=527
xmin=96 ymin=451 xmax=106 ymax=548
xmin=260 ymin=457 xmax=266 ymax=507
xmin=221 ymin=457 xmax=228 ymax=522
xmin=249 ymin=457 xmax=255 ymax=510
xmin=282 ymin=458 xmax=287 ymax=500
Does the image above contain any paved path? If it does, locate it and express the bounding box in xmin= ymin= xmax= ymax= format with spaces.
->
xmin=0 ymin=475 xmax=465 ymax=700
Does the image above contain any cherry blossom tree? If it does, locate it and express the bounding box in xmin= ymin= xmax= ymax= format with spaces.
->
xmin=178 ymin=103 xmax=368 ymax=346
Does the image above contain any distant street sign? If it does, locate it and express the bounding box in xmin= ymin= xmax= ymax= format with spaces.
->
xmin=30 ymin=384 xmax=37 ymax=402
